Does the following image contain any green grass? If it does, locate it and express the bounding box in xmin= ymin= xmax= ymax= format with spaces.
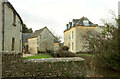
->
xmin=23 ymin=53 xmax=52 ymax=59
xmin=77 ymin=54 xmax=93 ymax=57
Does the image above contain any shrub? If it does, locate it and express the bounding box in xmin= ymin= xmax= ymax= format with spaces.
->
xmin=46 ymin=50 xmax=53 ymax=54
xmin=53 ymin=49 xmax=76 ymax=57
xmin=46 ymin=50 xmax=54 ymax=56
xmin=76 ymin=51 xmax=93 ymax=54
xmin=61 ymin=46 xmax=69 ymax=51
xmin=38 ymin=50 xmax=54 ymax=57
xmin=38 ymin=51 xmax=45 ymax=54
xmin=84 ymin=17 xmax=120 ymax=71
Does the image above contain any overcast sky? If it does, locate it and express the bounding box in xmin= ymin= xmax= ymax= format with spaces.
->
xmin=8 ymin=0 xmax=119 ymax=42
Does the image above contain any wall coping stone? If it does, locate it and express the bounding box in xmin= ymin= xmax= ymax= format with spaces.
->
xmin=24 ymin=57 xmax=85 ymax=63
xmin=1 ymin=52 xmax=22 ymax=54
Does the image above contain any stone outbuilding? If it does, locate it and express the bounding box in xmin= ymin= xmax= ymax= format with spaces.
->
xmin=28 ymin=27 xmax=59 ymax=54
xmin=0 ymin=0 xmax=23 ymax=52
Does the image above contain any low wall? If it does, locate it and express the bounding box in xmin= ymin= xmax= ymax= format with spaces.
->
xmin=1 ymin=52 xmax=86 ymax=78
xmin=0 ymin=53 xmax=2 ymax=78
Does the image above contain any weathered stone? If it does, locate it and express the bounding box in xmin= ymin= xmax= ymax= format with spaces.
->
xmin=1 ymin=52 xmax=86 ymax=78
xmin=28 ymin=27 xmax=55 ymax=54
xmin=0 ymin=1 xmax=23 ymax=52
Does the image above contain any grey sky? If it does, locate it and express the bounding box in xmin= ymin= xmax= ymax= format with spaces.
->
xmin=8 ymin=0 xmax=119 ymax=42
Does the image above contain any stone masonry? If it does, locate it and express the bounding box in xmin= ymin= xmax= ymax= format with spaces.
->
xmin=0 ymin=52 xmax=86 ymax=78
xmin=0 ymin=52 xmax=2 ymax=78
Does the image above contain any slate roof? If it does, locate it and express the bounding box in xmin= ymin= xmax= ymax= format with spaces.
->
xmin=72 ymin=19 xmax=79 ymax=23
xmin=64 ymin=17 xmax=98 ymax=32
xmin=23 ymin=33 xmax=32 ymax=44
xmin=76 ymin=17 xmax=93 ymax=26
xmin=29 ymin=27 xmax=45 ymax=38
xmin=29 ymin=27 xmax=59 ymax=43
xmin=29 ymin=27 xmax=57 ymax=39
xmin=68 ymin=17 xmax=96 ymax=27
xmin=76 ymin=17 xmax=96 ymax=26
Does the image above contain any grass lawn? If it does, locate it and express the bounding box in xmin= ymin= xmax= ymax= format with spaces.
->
xmin=23 ymin=53 xmax=52 ymax=59
xmin=77 ymin=54 xmax=94 ymax=60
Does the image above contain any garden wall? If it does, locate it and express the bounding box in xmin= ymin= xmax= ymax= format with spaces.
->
xmin=0 ymin=53 xmax=2 ymax=78
xmin=0 ymin=52 xmax=86 ymax=78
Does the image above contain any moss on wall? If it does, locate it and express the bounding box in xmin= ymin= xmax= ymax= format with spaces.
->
xmin=1 ymin=52 xmax=86 ymax=78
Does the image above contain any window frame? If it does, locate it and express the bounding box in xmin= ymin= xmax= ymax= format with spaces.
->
xmin=12 ymin=38 xmax=15 ymax=51
xmin=13 ymin=12 xmax=16 ymax=26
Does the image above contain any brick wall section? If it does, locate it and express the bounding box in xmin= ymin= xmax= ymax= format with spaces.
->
xmin=1 ymin=52 xmax=86 ymax=78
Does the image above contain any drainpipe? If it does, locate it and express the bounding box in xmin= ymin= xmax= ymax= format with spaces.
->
xmin=2 ymin=2 xmax=5 ymax=51
xmin=22 ymin=30 xmax=23 ymax=53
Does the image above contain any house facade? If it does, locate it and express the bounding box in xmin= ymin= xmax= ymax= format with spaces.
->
xmin=0 ymin=0 xmax=23 ymax=52
xmin=64 ymin=17 xmax=98 ymax=53
xmin=28 ymin=27 xmax=57 ymax=54
xmin=119 ymin=1 xmax=120 ymax=17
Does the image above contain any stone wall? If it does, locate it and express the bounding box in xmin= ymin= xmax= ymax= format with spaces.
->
xmin=0 ymin=0 xmax=2 ymax=52
xmin=64 ymin=26 xmax=97 ymax=53
xmin=64 ymin=27 xmax=76 ymax=53
xmin=0 ymin=52 xmax=86 ymax=78
xmin=28 ymin=27 xmax=55 ymax=54
xmin=38 ymin=27 xmax=54 ymax=52
xmin=28 ymin=37 xmax=38 ymax=54
xmin=2 ymin=2 xmax=22 ymax=52
xmin=54 ymin=42 xmax=60 ymax=51
xmin=0 ymin=52 xmax=2 ymax=78
xmin=76 ymin=26 xmax=96 ymax=52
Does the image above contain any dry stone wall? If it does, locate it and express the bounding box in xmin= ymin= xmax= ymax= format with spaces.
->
xmin=1 ymin=52 xmax=86 ymax=78
xmin=0 ymin=53 xmax=2 ymax=78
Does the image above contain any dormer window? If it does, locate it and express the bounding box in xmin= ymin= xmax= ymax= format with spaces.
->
xmin=13 ymin=12 xmax=16 ymax=26
xmin=83 ymin=20 xmax=89 ymax=26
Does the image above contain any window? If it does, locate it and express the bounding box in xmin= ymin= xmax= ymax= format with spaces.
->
xmin=12 ymin=38 xmax=15 ymax=51
xmin=37 ymin=44 xmax=39 ymax=47
xmin=69 ymin=35 xmax=71 ymax=39
xmin=13 ymin=12 xmax=16 ymax=26
xmin=72 ymin=31 xmax=74 ymax=39
xmin=83 ymin=20 xmax=89 ymax=26
xmin=88 ymin=31 xmax=93 ymax=38
xmin=72 ymin=42 xmax=74 ymax=51
xmin=19 ymin=40 xmax=21 ymax=51
xmin=68 ymin=42 xmax=70 ymax=48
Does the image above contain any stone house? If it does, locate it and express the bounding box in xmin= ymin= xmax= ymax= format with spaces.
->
xmin=64 ymin=17 xmax=98 ymax=53
xmin=0 ymin=0 xmax=23 ymax=52
xmin=28 ymin=27 xmax=59 ymax=54
xmin=119 ymin=1 xmax=120 ymax=17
